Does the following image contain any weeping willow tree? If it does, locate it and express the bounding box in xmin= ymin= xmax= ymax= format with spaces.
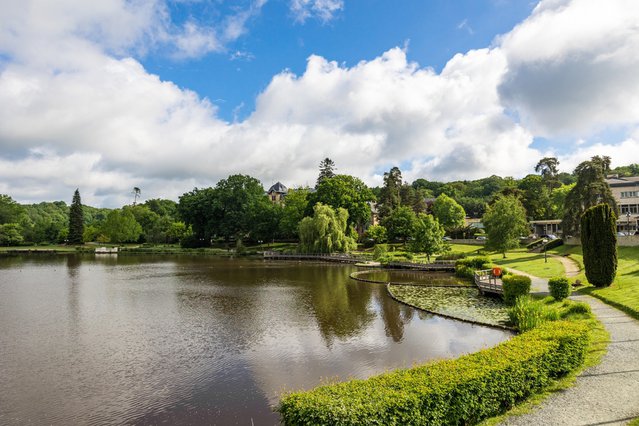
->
xmin=298 ymin=203 xmax=357 ymax=253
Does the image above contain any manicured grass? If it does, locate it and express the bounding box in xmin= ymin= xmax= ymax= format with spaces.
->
xmin=487 ymin=249 xmax=564 ymax=279
xmin=551 ymin=245 xmax=639 ymax=320
xmin=0 ymin=245 xmax=78 ymax=252
xmin=449 ymin=243 xmax=485 ymax=254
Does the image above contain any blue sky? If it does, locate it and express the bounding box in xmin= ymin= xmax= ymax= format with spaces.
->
xmin=1 ymin=0 xmax=638 ymax=206
xmin=143 ymin=1 xmax=535 ymax=122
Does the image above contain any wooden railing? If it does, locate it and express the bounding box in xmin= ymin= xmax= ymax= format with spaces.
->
xmin=474 ymin=269 xmax=503 ymax=294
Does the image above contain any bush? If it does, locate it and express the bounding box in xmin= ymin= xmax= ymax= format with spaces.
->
xmin=502 ymin=274 xmax=531 ymax=305
xmin=455 ymin=264 xmax=475 ymax=279
xmin=562 ymin=301 xmax=591 ymax=317
xmin=581 ymin=204 xmax=617 ymax=287
xmin=548 ymin=277 xmax=571 ymax=301
xmin=278 ymin=321 xmax=590 ymax=425
xmin=373 ymin=244 xmax=388 ymax=260
xmin=544 ymin=238 xmax=564 ymax=251
xmin=436 ymin=251 xmax=467 ymax=261
xmin=456 ymin=256 xmax=491 ymax=270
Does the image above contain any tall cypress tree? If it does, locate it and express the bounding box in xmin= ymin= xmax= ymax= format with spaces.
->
xmin=581 ymin=203 xmax=617 ymax=287
xmin=68 ymin=189 xmax=84 ymax=244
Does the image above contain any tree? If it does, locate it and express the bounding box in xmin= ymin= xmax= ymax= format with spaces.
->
xmin=0 ymin=223 xmax=23 ymax=246
xmin=364 ymin=224 xmax=387 ymax=244
xmin=178 ymin=187 xmax=217 ymax=245
xmin=482 ymin=195 xmax=529 ymax=258
xmin=432 ymin=193 xmax=466 ymax=232
xmin=316 ymin=158 xmax=336 ymax=187
xmin=0 ymin=194 xmax=25 ymax=224
xmin=581 ymin=204 xmax=617 ymax=287
xmin=382 ymin=206 xmax=418 ymax=243
xmin=518 ymin=174 xmax=550 ymax=219
xmin=535 ymin=157 xmax=560 ymax=192
xmin=562 ymin=156 xmax=617 ymax=236
xmin=68 ymin=189 xmax=84 ymax=244
xmin=279 ymin=188 xmax=310 ymax=239
xmin=101 ymin=209 xmax=142 ymax=243
xmin=307 ymin=175 xmax=375 ymax=229
xmin=132 ymin=187 xmax=141 ymax=206
xmin=378 ymin=167 xmax=403 ymax=218
xmin=409 ymin=214 xmax=446 ymax=262
xmin=298 ymin=203 xmax=356 ymax=253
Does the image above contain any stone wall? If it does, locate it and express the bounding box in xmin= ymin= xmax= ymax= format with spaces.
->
xmin=566 ymin=235 xmax=639 ymax=247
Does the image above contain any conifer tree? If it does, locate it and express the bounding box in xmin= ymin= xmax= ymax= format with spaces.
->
xmin=316 ymin=158 xmax=336 ymax=187
xmin=68 ymin=189 xmax=84 ymax=244
xmin=581 ymin=204 xmax=617 ymax=287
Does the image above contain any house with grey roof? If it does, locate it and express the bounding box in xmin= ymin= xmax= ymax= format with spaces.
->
xmin=267 ymin=182 xmax=288 ymax=204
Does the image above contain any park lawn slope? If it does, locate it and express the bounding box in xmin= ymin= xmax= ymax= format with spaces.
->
xmin=487 ymin=248 xmax=564 ymax=279
xmin=278 ymin=321 xmax=589 ymax=426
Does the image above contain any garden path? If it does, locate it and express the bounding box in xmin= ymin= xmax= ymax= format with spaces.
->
xmin=500 ymin=257 xmax=639 ymax=426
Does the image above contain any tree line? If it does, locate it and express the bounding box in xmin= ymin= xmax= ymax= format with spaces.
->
xmin=0 ymin=156 xmax=631 ymax=251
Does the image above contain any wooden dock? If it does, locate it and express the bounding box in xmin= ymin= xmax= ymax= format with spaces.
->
xmin=474 ymin=269 xmax=504 ymax=295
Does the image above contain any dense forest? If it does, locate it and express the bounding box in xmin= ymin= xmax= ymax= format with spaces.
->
xmin=0 ymin=159 xmax=635 ymax=247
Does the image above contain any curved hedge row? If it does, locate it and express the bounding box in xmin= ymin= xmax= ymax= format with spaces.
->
xmin=277 ymin=321 xmax=590 ymax=425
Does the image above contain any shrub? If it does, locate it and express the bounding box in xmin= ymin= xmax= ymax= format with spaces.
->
xmin=509 ymin=296 xmax=545 ymax=332
xmin=278 ymin=321 xmax=590 ymax=425
xmin=436 ymin=251 xmax=467 ymax=261
xmin=456 ymin=256 xmax=491 ymax=270
xmin=373 ymin=244 xmax=388 ymax=260
xmin=544 ymin=238 xmax=564 ymax=251
xmin=548 ymin=277 xmax=571 ymax=301
xmin=455 ymin=264 xmax=475 ymax=279
xmin=502 ymin=274 xmax=531 ymax=305
xmin=581 ymin=204 xmax=617 ymax=287
xmin=563 ymin=301 xmax=591 ymax=317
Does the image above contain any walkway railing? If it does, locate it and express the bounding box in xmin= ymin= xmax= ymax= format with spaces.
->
xmin=474 ymin=269 xmax=503 ymax=295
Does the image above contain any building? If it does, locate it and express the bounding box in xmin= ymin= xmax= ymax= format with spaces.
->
xmin=529 ymin=219 xmax=562 ymax=237
xmin=267 ymin=182 xmax=288 ymax=204
xmin=607 ymin=176 xmax=639 ymax=234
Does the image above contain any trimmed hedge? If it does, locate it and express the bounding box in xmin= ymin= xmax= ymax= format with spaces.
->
xmin=544 ymin=238 xmax=564 ymax=251
xmin=581 ymin=204 xmax=617 ymax=287
xmin=548 ymin=277 xmax=571 ymax=301
xmin=277 ymin=321 xmax=590 ymax=425
xmin=502 ymin=274 xmax=531 ymax=305
xmin=526 ymin=238 xmax=544 ymax=249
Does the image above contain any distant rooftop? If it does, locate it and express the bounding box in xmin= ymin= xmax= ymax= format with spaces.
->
xmin=606 ymin=176 xmax=639 ymax=187
xmin=267 ymin=182 xmax=288 ymax=194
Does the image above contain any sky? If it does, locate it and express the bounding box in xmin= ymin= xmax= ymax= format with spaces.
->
xmin=1 ymin=0 xmax=639 ymax=207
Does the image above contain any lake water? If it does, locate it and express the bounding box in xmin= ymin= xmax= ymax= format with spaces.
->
xmin=0 ymin=255 xmax=511 ymax=425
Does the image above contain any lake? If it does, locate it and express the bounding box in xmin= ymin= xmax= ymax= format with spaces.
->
xmin=0 ymin=255 xmax=511 ymax=425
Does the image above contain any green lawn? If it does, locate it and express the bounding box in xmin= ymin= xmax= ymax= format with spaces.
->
xmin=551 ymin=245 xmax=639 ymax=319
xmin=443 ymin=244 xmax=565 ymax=278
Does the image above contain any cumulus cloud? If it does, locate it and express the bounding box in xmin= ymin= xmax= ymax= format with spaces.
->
xmin=1 ymin=0 xmax=639 ymax=207
xmin=290 ymin=0 xmax=344 ymax=23
xmin=498 ymin=0 xmax=639 ymax=136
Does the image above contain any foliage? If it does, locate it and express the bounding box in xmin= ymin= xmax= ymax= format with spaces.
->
xmin=278 ymin=321 xmax=590 ymax=425
xmin=0 ymin=223 xmax=24 ymax=246
xmin=408 ymin=214 xmax=446 ymax=261
xmin=508 ymin=296 xmax=559 ymax=332
xmin=68 ymin=189 xmax=84 ymax=244
xmin=483 ymin=195 xmax=529 ymax=258
xmin=436 ymin=251 xmax=467 ymax=261
xmin=316 ymin=157 xmax=336 ymax=187
xmin=382 ymin=206 xmax=417 ymax=242
xmin=101 ymin=209 xmax=142 ymax=243
xmin=517 ymin=174 xmax=550 ymax=220
xmin=548 ymin=277 xmax=571 ymax=301
xmin=298 ymin=203 xmax=356 ymax=253
xmin=562 ymin=156 xmax=617 ymax=236
xmin=535 ymin=157 xmax=560 ymax=193
xmin=372 ymin=244 xmax=388 ymax=260
xmin=432 ymin=193 xmax=466 ymax=231
xmin=308 ymin=175 xmax=375 ymax=228
xmin=502 ymin=274 xmax=532 ymax=305
xmin=581 ymin=204 xmax=617 ymax=287
xmin=279 ymin=188 xmax=310 ymax=239
xmin=390 ymin=285 xmax=510 ymax=327
xmin=544 ymin=238 xmax=564 ymax=251
xmin=456 ymin=256 xmax=491 ymax=270
xmin=364 ymin=224 xmax=387 ymax=244
xmin=0 ymin=194 xmax=25 ymax=224
xmin=377 ymin=166 xmax=403 ymax=219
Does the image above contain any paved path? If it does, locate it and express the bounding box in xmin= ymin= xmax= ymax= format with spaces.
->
xmin=499 ymin=254 xmax=639 ymax=426
xmin=550 ymin=254 xmax=581 ymax=278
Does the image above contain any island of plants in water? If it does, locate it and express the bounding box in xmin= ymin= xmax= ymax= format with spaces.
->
xmin=389 ymin=285 xmax=510 ymax=327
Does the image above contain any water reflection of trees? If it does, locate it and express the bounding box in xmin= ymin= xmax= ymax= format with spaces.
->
xmin=308 ymin=266 xmax=376 ymax=346
xmin=378 ymin=291 xmax=414 ymax=342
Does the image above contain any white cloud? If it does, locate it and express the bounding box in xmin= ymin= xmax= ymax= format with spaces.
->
xmin=290 ymin=0 xmax=344 ymax=23
xmin=1 ymin=0 xmax=639 ymax=207
xmin=497 ymin=0 xmax=639 ymax=136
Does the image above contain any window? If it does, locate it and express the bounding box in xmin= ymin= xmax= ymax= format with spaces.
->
xmin=621 ymin=191 xmax=639 ymax=198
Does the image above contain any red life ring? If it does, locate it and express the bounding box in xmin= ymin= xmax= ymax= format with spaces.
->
xmin=492 ymin=267 xmax=502 ymax=277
